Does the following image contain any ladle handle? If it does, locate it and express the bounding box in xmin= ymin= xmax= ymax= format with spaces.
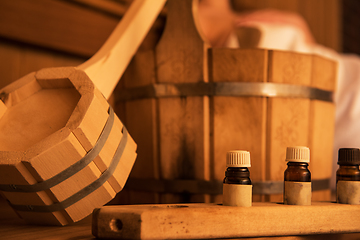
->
xmin=78 ymin=0 xmax=166 ymax=99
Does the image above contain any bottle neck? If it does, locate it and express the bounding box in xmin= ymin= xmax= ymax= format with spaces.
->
xmin=338 ymin=164 xmax=359 ymax=169
xmin=224 ymin=167 xmax=251 ymax=185
xmin=284 ymin=161 xmax=311 ymax=182
xmin=336 ymin=164 xmax=360 ymax=182
xmin=287 ymin=161 xmax=309 ymax=167
xmin=225 ymin=167 xmax=249 ymax=177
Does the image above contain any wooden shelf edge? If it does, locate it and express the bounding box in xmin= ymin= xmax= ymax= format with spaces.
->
xmin=92 ymin=202 xmax=360 ymax=239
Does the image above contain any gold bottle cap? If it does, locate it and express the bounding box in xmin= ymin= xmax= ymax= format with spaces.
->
xmin=285 ymin=146 xmax=310 ymax=163
xmin=226 ymin=150 xmax=251 ymax=167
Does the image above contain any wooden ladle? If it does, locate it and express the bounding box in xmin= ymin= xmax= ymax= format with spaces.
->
xmin=0 ymin=0 xmax=166 ymax=226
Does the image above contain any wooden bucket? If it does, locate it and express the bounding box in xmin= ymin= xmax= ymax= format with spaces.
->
xmin=0 ymin=67 xmax=137 ymax=225
xmin=115 ymin=0 xmax=337 ymax=204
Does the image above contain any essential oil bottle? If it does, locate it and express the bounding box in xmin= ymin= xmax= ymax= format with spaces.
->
xmin=336 ymin=148 xmax=360 ymax=204
xmin=283 ymin=146 xmax=311 ymax=205
xmin=223 ymin=150 xmax=252 ymax=207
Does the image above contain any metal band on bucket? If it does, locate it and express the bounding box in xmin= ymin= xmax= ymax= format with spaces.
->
xmin=124 ymin=178 xmax=330 ymax=195
xmin=115 ymin=82 xmax=333 ymax=102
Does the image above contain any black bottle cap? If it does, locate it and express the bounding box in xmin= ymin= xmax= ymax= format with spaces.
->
xmin=338 ymin=148 xmax=360 ymax=165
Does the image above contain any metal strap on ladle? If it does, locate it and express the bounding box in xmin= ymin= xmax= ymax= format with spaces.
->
xmin=9 ymin=126 xmax=128 ymax=212
xmin=0 ymin=107 xmax=116 ymax=193
xmin=0 ymin=107 xmax=129 ymax=213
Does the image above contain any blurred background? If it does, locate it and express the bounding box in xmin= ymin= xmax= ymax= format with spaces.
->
xmin=0 ymin=0 xmax=354 ymax=90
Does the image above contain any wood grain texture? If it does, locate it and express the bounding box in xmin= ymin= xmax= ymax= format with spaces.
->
xmin=0 ymin=213 xmax=359 ymax=240
xmin=155 ymin=0 xmax=211 ymax=203
xmin=115 ymin=50 xmax=160 ymax=204
xmin=0 ymin=40 xmax=84 ymax=91
xmin=78 ymin=0 xmax=166 ymax=99
xmin=0 ymin=0 xmax=119 ymax=57
xmin=93 ymin=202 xmax=360 ymax=239
xmin=209 ymin=48 xmax=268 ymax=202
xmin=309 ymin=55 xmax=337 ymax=200
xmin=0 ymin=69 xmax=81 ymax=152
xmin=266 ymin=50 xmax=312 ymax=202
xmin=0 ymin=217 xmax=94 ymax=240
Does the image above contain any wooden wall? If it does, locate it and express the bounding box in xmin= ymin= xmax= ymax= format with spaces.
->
xmin=0 ymin=40 xmax=84 ymax=89
xmin=0 ymin=0 xmax=124 ymax=89
xmin=0 ymin=0 xmax=342 ymax=90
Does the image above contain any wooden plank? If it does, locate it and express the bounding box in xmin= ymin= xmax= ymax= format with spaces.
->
xmin=0 ymin=0 xmax=119 ymax=57
xmin=309 ymin=55 xmax=337 ymax=201
xmin=266 ymin=50 xmax=312 ymax=202
xmin=208 ymin=48 xmax=268 ymax=202
xmin=0 ymin=40 xmax=84 ymax=90
xmin=0 ymin=42 xmax=22 ymax=89
xmin=92 ymin=202 xmax=360 ymax=239
xmin=0 ymin=218 xmax=94 ymax=240
xmin=1 ymin=216 xmax=360 ymax=240
xmin=155 ymin=0 xmax=210 ymax=203
xmin=114 ymin=50 xmax=160 ymax=204
xmin=72 ymin=0 xmax=130 ymax=17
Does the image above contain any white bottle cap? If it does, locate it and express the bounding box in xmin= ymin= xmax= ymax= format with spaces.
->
xmin=226 ymin=150 xmax=251 ymax=167
xmin=285 ymin=146 xmax=310 ymax=163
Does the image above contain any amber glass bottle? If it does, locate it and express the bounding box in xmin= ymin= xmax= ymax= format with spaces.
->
xmin=284 ymin=162 xmax=311 ymax=182
xmin=223 ymin=167 xmax=251 ymax=185
xmin=336 ymin=148 xmax=360 ymax=204
xmin=283 ymin=146 xmax=311 ymax=205
xmin=223 ymin=150 xmax=252 ymax=207
xmin=337 ymin=148 xmax=360 ymax=182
